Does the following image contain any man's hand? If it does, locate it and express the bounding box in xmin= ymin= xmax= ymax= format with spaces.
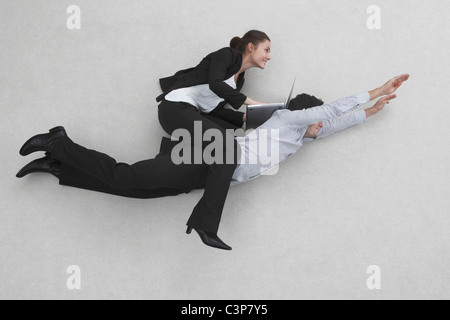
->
xmin=365 ymin=94 xmax=397 ymax=118
xmin=380 ymin=74 xmax=410 ymax=95
xmin=369 ymin=74 xmax=410 ymax=101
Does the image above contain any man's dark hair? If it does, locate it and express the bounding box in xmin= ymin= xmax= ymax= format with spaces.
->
xmin=288 ymin=93 xmax=324 ymax=111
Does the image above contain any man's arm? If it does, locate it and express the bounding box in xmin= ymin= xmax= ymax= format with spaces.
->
xmin=282 ymin=74 xmax=410 ymax=127
xmin=313 ymin=111 xmax=367 ymax=140
xmin=367 ymin=74 xmax=409 ymax=117
xmin=314 ymin=88 xmax=401 ymax=140
xmin=369 ymin=74 xmax=410 ymax=101
xmin=281 ymin=92 xmax=371 ymax=127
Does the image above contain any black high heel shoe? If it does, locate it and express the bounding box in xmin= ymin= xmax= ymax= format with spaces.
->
xmin=16 ymin=153 xmax=61 ymax=178
xmin=19 ymin=126 xmax=67 ymax=156
xmin=186 ymin=227 xmax=232 ymax=251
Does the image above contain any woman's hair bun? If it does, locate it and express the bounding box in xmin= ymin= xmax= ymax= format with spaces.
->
xmin=230 ymin=36 xmax=242 ymax=50
xmin=229 ymin=30 xmax=271 ymax=54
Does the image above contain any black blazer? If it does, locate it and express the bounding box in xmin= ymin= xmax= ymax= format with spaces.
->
xmin=156 ymin=47 xmax=247 ymax=127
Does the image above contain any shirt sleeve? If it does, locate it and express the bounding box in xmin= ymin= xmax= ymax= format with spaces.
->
xmin=207 ymin=106 xmax=244 ymax=128
xmin=208 ymin=48 xmax=247 ymax=109
xmin=314 ymin=110 xmax=367 ymax=140
xmin=280 ymin=92 xmax=370 ymax=127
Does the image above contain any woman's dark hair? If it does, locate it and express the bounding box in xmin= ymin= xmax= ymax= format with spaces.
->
xmin=288 ymin=94 xmax=324 ymax=111
xmin=230 ymin=30 xmax=271 ymax=54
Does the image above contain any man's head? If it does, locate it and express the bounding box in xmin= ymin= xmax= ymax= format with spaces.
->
xmin=288 ymin=93 xmax=324 ymax=111
xmin=288 ymin=93 xmax=325 ymax=139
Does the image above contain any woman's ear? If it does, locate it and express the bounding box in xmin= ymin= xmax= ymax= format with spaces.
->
xmin=247 ymin=42 xmax=255 ymax=53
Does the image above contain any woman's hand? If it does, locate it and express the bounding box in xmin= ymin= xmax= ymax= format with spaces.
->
xmin=244 ymin=97 xmax=264 ymax=105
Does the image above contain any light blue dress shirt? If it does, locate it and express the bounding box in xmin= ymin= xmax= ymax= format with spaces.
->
xmin=231 ymin=92 xmax=370 ymax=186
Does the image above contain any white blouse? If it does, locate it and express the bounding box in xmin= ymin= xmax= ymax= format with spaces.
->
xmin=165 ymin=75 xmax=237 ymax=113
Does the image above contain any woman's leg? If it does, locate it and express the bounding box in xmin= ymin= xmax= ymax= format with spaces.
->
xmin=202 ymin=114 xmax=240 ymax=131
xmin=158 ymin=99 xmax=239 ymax=234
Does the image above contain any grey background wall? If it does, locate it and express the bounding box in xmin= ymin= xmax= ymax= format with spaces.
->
xmin=1 ymin=0 xmax=449 ymax=299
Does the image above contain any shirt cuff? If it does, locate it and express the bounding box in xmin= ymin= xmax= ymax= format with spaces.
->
xmin=359 ymin=91 xmax=371 ymax=104
xmin=354 ymin=110 xmax=367 ymax=124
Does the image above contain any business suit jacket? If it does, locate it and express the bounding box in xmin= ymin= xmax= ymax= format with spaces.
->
xmin=156 ymin=47 xmax=247 ymax=127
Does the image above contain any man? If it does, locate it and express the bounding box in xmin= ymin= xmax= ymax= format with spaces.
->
xmin=16 ymin=74 xmax=410 ymax=250
xmin=231 ymin=74 xmax=410 ymax=185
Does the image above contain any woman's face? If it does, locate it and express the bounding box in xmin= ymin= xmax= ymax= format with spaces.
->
xmin=249 ymin=40 xmax=271 ymax=69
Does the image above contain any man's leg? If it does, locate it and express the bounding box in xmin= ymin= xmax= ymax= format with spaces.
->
xmin=51 ymin=136 xmax=208 ymax=193
xmin=59 ymin=163 xmax=192 ymax=199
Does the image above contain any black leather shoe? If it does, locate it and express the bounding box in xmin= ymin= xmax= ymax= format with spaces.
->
xmin=19 ymin=126 xmax=67 ymax=156
xmin=16 ymin=153 xmax=61 ymax=178
xmin=186 ymin=227 xmax=232 ymax=250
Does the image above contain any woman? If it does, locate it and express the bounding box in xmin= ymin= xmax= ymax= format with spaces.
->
xmin=155 ymin=30 xmax=271 ymax=249
xmin=17 ymin=30 xmax=271 ymax=251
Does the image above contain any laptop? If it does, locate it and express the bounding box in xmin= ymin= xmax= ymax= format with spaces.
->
xmin=246 ymin=77 xmax=296 ymax=129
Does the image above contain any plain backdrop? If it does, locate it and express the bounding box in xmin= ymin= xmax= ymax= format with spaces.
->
xmin=1 ymin=0 xmax=449 ymax=300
